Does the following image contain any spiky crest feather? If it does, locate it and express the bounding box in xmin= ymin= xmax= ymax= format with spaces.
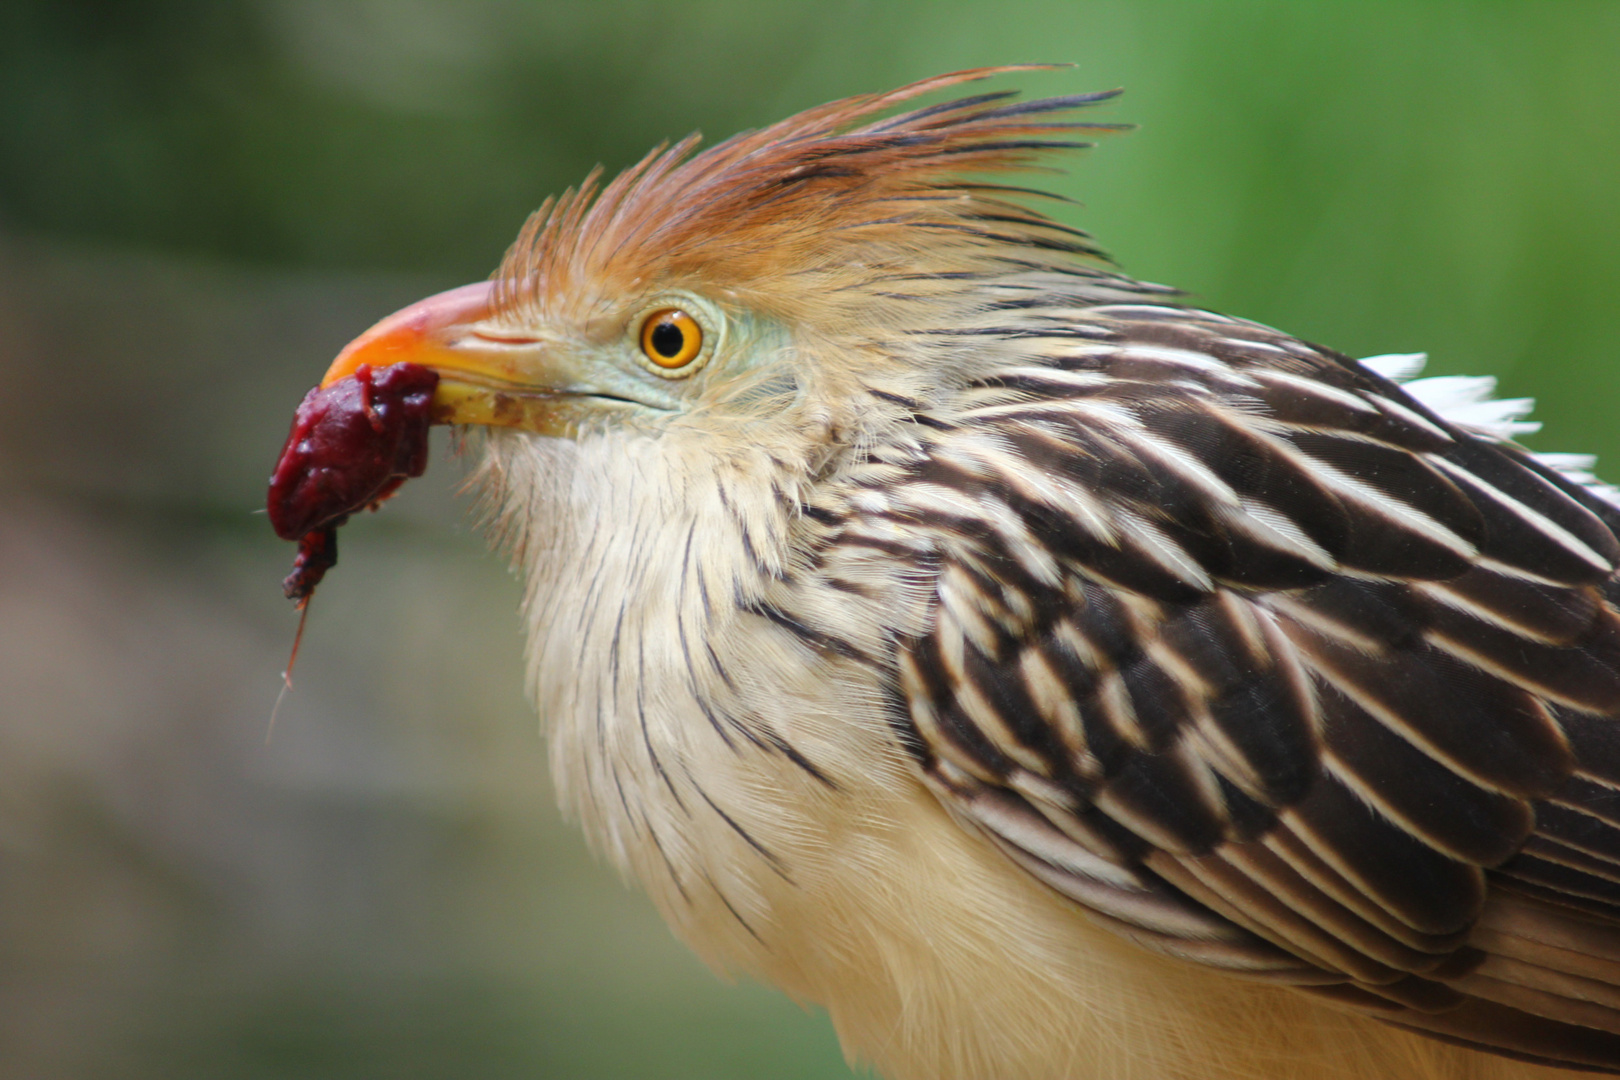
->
xmin=492 ymin=67 xmax=1128 ymax=326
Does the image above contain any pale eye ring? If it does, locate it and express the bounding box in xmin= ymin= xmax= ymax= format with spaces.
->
xmin=639 ymin=308 xmax=704 ymax=371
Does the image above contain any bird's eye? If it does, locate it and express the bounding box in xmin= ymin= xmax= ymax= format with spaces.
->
xmin=639 ymin=309 xmax=703 ymax=371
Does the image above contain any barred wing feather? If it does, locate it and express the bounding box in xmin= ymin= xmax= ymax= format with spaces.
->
xmin=876 ymin=305 xmax=1620 ymax=1071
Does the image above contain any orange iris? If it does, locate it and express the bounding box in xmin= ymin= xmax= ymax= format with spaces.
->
xmin=639 ymin=309 xmax=703 ymax=370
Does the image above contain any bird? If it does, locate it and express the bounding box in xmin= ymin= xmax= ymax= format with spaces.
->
xmin=287 ymin=67 xmax=1620 ymax=1079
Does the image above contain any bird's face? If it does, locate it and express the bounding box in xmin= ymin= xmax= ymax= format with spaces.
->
xmin=319 ymin=276 xmax=818 ymax=455
xmin=302 ymin=69 xmax=1136 ymax=592
xmin=312 ymin=73 xmax=1122 ymax=466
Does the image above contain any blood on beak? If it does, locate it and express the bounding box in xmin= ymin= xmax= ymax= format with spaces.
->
xmin=322 ymin=281 xmax=566 ymax=432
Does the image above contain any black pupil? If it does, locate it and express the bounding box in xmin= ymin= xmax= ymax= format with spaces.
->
xmin=650 ymin=317 xmax=686 ymax=359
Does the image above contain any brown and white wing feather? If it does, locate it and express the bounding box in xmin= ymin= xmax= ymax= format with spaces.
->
xmin=850 ymin=303 xmax=1620 ymax=1071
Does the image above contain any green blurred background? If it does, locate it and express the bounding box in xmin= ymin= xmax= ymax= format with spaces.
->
xmin=2 ymin=2 xmax=1617 ymax=1077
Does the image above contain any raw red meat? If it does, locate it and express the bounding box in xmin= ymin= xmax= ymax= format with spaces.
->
xmin=267 ymin=362 xmax=439 ymax=601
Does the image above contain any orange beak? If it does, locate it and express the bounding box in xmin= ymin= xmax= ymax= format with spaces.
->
xmin=322 ymin=281 xmax=497 ymax=387
xmin=321 ymin=281 xmax=576 ymax=433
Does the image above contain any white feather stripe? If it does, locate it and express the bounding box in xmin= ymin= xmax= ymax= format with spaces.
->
xmin=949 ymin=399 xmax=1121 ymax=426
xmin=1364 ymin=395 xmax=1453 ymax=443
xmin=1249 ymin=603 xmax=1325 ymax=743
xmin=1427 ymin=455 xmax=1615 ymax=574
xmin=1251 ymin=369 xmax=1383 ymax=416
xmin=952 ymin=677 xmax=1054 ymax=777
xmin=1208 ymin=336 xmax=1295 ymax=359
xmin=848 ymin=487 xmax=895 ymax=514
xmin=974 ymin=502 xmax=1067 ymax=589
xmin=839 ymin=511 xmax=937 ymax=552
xmin=1181 ymin=714 xmax=1270 ymax=801
xmin=930 ymin=427 xmax=1120 ymax=543
xmin=1035 ymin=341 xmax=1121 ymax=363
xmin=1093 ymin=670 xmax=1148 ymax=749
xmin=1318 ymin=748 xmax=1509 ymax=867
xmin=1108 ymin=344 xmax=1262 ymax=389
xmin=1293 ymin=636 xmax=1526 ymax=800
xmin=1412 ymin=580 xmax=1585 ymax=646
xmin=1109 ymin=344 xmax=1228 ymax=372
xmin=898 ymin=651 xmax=1002 ymax=786
xmin=897 ymin=478 xmax=1010 ymax=524
xmin=1273 ymin=809 xmax=1474 ymax=940
xmin=1220 ymin=498 xmax=1338 ymax=570
xmin=973 ymin=365 xmax=1114 ymax=391
xmin=1012 ymin=778 xmax=1142 ymax=862
xmin=1087 ymin=742 xmax=1223 ymax=854
xmin=1142 ymin=637 xmax=1216 ymax=701
xmin=1179 ymin=744 xmax=1234 ymax=838
xmin=1097 ymin=303 xmax=1241 ymax=323
xmin=1421 ymin=628 xmax=1610 ymax=718
xmin=1048 ymin=617 xmax=1101 ymax=670
xmin=1005 ymin=768 xmax=1081 ymax=815
xmin=1215 ymin=589 xmax=1272 ymax=661
xmin=1528 ymin=803 xmax=1620 ymax=869
xmin=1515 ymin=839 xmax=1620 ymax=889
xmin=1111 ymin=509 xmax=1216 ymax=591
xmin=1016 ymin=646 xmax=1095 ymax=773
xmin=1148 ymin=854 xmax=1385 ymax=980
xmin=1110 ymin=426 xmax=1242 ymax=506
xmin=977 ymin=826 xmax=1249 ymax=944
xmin=1261 ymin=595 xmax=1386 ymax=654
xmin=1173 ymin=850 xmax=1460 ymax=978
xmin=958 ymin=396 xmax=1143 ymax=431
xmin=907 ymin=479 xmax=1082 ymax=599
xmin=1471 ymin=554 xmax=1592 ymax=588
xmin=1250 ymin=428 xmax=1479 ymax=558
xmin=952 ymin=793 xmax=1146 ymax=895
xmin=1247 ymin=833 xmax=1457 ymax=953
xmin=937 ymin=567 xmax=1004 ymax=657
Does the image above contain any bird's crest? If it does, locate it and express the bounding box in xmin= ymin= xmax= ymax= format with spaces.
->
xmin=492 ymin=66 xmax=1127 ymax=323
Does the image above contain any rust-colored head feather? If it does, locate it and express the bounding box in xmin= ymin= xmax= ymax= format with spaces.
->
xmin=493 ymin=66 xmax=1127 ymax=326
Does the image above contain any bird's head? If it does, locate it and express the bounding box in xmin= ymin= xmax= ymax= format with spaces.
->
xmin=318 ymin=68 xmax=1132 ymax=533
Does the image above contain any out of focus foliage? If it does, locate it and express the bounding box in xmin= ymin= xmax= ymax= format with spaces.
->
xmin=2 ymin=3 xmax=1617 ymax=1079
